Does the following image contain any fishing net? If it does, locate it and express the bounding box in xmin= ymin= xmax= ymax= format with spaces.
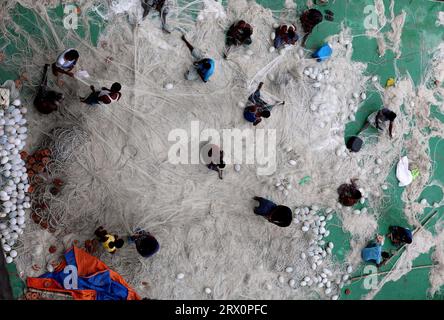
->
xmin=1 ymin=0 xmax=444 ymax=299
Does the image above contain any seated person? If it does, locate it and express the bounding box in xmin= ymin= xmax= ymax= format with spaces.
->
xmin=128 ymin=229 xmax=160 ymax=258
xmin=361 ymin=235 xmax=391 ymax=267
xmin=274 ymin=24 xmax=299 ymax=50
xmin=181 ymin=35 xmax=215 ymax=83
xmin=95 ymin=226 xmax=124 ymax=254
xmin=141 ymin=0 xmax=171 ymax=33
xmin=34 ymin=64 xmax=64 ymax=114
xmin=52 ymin=48 xmax=79 ymax=85
xmin=387 ymin=226 xmax=413 ymax=246
xmin=203 ymin=144 xmax=225 ymax=180
xmin=300 ymin=8 xmax=324 ymax=46
xmin=253 ymin=197 xmax=293 ymax=227
xmin=244 ymin=82 xmax=285 ymax=126
xmin=224 ymin=20 xmax=253 ymax=58
xmin=337 ymin=179 xmax=362 ymax=207
xmin=80 ymin=82 xmax=122 ymax=106
xmin=361 ymin=108 xmax=397 ymax=139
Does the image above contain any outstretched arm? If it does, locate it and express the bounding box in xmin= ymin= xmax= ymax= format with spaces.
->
xmin=181 ymin=35 xmax=194 ymax=53
xmin=389 ymin=121 xmax=394 ymax=138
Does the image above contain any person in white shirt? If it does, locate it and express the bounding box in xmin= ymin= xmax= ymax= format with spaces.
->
xmin=80 ymin=82 xmax=122 ymax=106
xmin=51 ymin=48 xmax=79 ymax=85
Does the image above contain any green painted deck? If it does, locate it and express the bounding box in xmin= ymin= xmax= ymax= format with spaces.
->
xmin=1 ymin=0 xmax=443 ymax=300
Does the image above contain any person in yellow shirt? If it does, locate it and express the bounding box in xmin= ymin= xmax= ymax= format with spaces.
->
xmin=94 ymin=226 xmax=124 ymax=254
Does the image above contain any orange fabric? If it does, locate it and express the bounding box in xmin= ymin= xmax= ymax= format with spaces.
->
xmin=27 ymin=246 xmax=141 ymax=300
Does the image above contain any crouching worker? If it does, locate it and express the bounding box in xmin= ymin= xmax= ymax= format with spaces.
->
xmin=141 ymin=0 xmax=171 ymax=33
xmin=34 ymin=64 xmax=64 ymax=114
xmin=128 ymin=229 xmax=160 ymax=258
xmin=253 ymin=197 xmax=292 ymax=227
xmin=224 ymin=20 xmax=253 ymax=58
xmin=201 ymin=143 xmax=225 ymax=180
xmin=181 ymin=35 xmax=215 ymax=83
xmin=95 ymin=226 xmax=124 ymax=254
xmin=273 ymin=24 xmax=299 ymax=50
xmin=244 ymin=82 xmax=285 ymax=126
xmin=387 ymin=226 xmax=413 ymax=246
xmin=52 ymin=48 xmax=79 ymax=85
xmin=361 ymin=235 xmax=391 ymax=267
xmin=80 ymin=82 xmax=122 ymax=106
xmin=337 ymin=179 xmax=362 ymax=207
xmin=361 ymin=107 xmax=397 ymax=139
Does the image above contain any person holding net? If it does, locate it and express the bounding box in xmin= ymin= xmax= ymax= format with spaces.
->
xmin=128 ymin=229 xmax=160 ymax=258
xmin=80 ymin=82 xmax=122 ymax=106
xmin=141 ymin=0 xmax=171 ymax=33
xmin=360 ymin=107 xmax=397 ymax=139
xmin=223 ymin=20 xmax=253 ymax=59
xmin=253 ymin=197 xmax=293 ymax=228
xmin=181 ymin=35 xmax=215 ymax=83
xmin=52 ymin=48 xmax=80 ymax=86
xmin=95 ymin=226 xmax=124 ymax=254
xmin=243 ymin=82 xmax=285 ymax=126
xmin=273 ymin=24 xmax=299 ymax=50
xmin=34 ymin=64 xmax=64 ymax=114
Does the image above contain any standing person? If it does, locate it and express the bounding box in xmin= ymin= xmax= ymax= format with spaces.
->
xmin=202 ymin=144 xmax=225 ymax=180
xmin=141 ymin=0 xmax=171 ymax=33
xmin=224 ymin=20 xmax=253 ymax=58
xmin=94 ymin=226 xmax=124 ymax=254
xmin=34 ymin=64 xmax=64 ymax=114
xmin=361 ymin=235 xmax=392 ymax=267
xmin=300 ymin=8 xmax=324 ymax=46
xmin=361 ymin=108 xmax=397 ymax=139
xmin=337 ymin=179 xmax=362 ymax=207
xmin=128 ymin=230 xmax=160 ymax=258
xmin=253 ymin=197 xmax=293 ymax=227
xmin=52 ymin=48 xmax=79 ymax=85
xmin=387 ymin=226 xmax=413 ymax=246
xmin=80 ymin=82 xmax=122 ymax=106
xmin=244 ymin=82 xmax=285 ymax=126
xmin=181 ymin=35 xmax=215 ymax=83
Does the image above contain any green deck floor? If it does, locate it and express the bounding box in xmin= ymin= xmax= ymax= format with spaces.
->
xmin=1 ymin=0 xmax=444 ymax=300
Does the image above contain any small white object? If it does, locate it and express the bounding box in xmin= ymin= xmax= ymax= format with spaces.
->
xmin=347 ymin=265 xmax=353 ymax=274
xmin=342 ymin=274 xmax=350 ymax=281
xmin=47 ymin=264 xmax=55 ymax=273
xmin=278 ymin=275 xmax=285 ymax=283
xmin=420 ymin=199 xmax=428 ymax=206
xmin=396 ymin=156 xmax=413 ymax=187
xmin=289 ymin=279 xmax=296 ymax=287
xmin=204 ymin=287 xmax=212 ymax=294
xmin=176 ymin=273 xmax=185 ymax=280
xmin=302 ymin=226 xmax=309 ymax=232
xmin=381 ymin=185 xmax=388 ymax=190
xmin=269 ymin=47 xmax=275 ymax=53
xmin=272 ymin=23 xmax=280 ymax=29
xmin=300 ymin=252 xmax=306 ymax=260
xmin=164 ymin=83 xmax=174 ymax=90
xmin=270 ymin=32 xmax=276 ymax=40
xmin=234 ymin=164 xmax=241 ymax=172
xmin=288 ymin=160 xmax=297 ymax=166
xmin=285 ymin=267 xmax=294 ymax=273
xmin=74 ymin=70 xmax=90 ymax=79
xmin=313 ymin=82 xmax=322 ymax=88
xmin=376 ymin=158 xmax=383 ymax=165
xmin=353 ymin=209 xmax=361 ymax=215
xmin=238 ymin=101 xmax=245 ymax=108
xmin=300 ymin=280 xmax=307 ymax=287
xmin=9 ymin=250 xmax=17 ymax=258
xmin=332 ymin=295 xmax=339 ymax=300
xmin=5 ymin=256 xmax=13 ymax=264
xmin=372 ymin=76 xmax=378 ymax=82
xmin=328 ymin=242 xmax=334 ymax=249
xmin=374 ymin=168 xmax=381 ymax=174
xmin=12 ymin=99 xmax=21 ymax=107
xmin=353 ymin=92 xmax=359 ymax=99
xmin=361 ymin=92 xmax=367 ymax=100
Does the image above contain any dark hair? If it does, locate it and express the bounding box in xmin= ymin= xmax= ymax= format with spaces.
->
xmin=262 ymin=110 xmax=271 ymax=118
xmin=243 ymin=37 xmax=252 ymax=45
xmin=269 ymin=205 xmax=293 ymax=227
xmin=111 ymin=82 xmax=122 ymax=92
xmin=307 ymin=9 xmax=323 ymax=24
xmin=136 ymin=235 xmax=160 ymax=258
xmin=383 ymin=109 xmax=397 ymax=121
xmin=381 ymin=252 xmax=390 ymax=259
xmin=346 ymin=136 xmax=363 ymax=152
xmin=338 ymin=183 xmax=362 ymax=206
xmin=114 ymin=239 xmax=124 ymax=248
xmin=65 ymin=49 xmax=79 ymax=61
xmin=203 ymin=61 xmax=212 ymax=69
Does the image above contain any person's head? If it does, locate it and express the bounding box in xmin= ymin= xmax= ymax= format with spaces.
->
xmin=114 ymin=239 xmax=124 ymax=248
xmin=376 ymin=235 xmax=385 ymax=245
xmin=202 ymin=60 xmax=212 ymax=70
xmin=383 ymin=109 xmax=397 ymax=121
xmin=346 ymin=136 xmax=363 ymax=152
xmin=307 ymin=9 xmax=323 ymax=24
xmin=269 ymin=205 xmax=293 ymax=227
xmin=136 ymin=235 xmax=160 ymax=258
xmin=243 ymin=37 xmax=252 ymax=45
xmin=110 ymin=82 xmax=122 ymax=93
xmin=381 ymin=251 xmax=390 ymax=259
xmin=261 ymin=110 xmax=271 ymax=118
xmin=65 ymin=49 xmax=79 ymax=61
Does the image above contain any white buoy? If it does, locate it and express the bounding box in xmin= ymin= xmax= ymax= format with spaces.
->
xmin=204 ymin=287 xmax=212 ymax=294
xmin=176 ymin=273 xmax=185 ymax=280
xmin=372 ymin=76 xmax=378 ymax=82
xmin=269 ymin=47 xmax=275 ymax=53
xmin=353 ymin=209 xmax=361 ymax=215
xmin=9 ymin=250 xmax=17 ymax=258
xmin=234 ymin=164 xmax=241 ymax=172
xmin=289 ymin=279 xmax=296 ymax=287
xmin=285 ymin=267 xmax=294 ymax=273
xmin=164 ymin=83 xmax=174 ymax=90
xmin=270 ymin=32 xmax=276 ymax=40
xmin=288 ymin=160 xmax=297 ymax=166
xmin=278 ymin=275 xmax=285 ymax=283
xmin=420 ymin=199 xmax=428 ymax=205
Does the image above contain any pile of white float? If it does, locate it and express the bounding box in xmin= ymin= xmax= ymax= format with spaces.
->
xmin=0 ymin=97 xmax=31 ymax=264
xmin=287 ymin=205 xmax=354 ymax=300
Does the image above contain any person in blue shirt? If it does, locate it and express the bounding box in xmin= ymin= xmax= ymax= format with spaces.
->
xmin=388 ymin=226 xmax=413 ymax=246
xmin=244 ymin=82 xmax=285 ymax=126
xmin=182 ymin=35 xmax=215 ymax=83
xmin=253 ymin=197 xmax=293 ymax=228
xmin=361 ymin=235 xmax=392 ymax=267
xmin=274 ymin=24 xmax=299 ymax=50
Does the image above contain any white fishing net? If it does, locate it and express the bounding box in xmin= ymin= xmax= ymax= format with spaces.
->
xmin=1 ymin=0 xmax=444 ymax=299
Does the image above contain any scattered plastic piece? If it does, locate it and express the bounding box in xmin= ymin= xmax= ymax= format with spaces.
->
xmin=386 ymin=77 xmax=395 ymax=87
xmin=396 ymin=156 xmax=413 ymax=187
xmin=312 ymin=44 xmax=332 ymax=62
xmin=299 ymin=176 xmax=311 ymax=185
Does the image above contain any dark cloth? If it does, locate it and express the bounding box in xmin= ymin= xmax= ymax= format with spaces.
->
xmin=274 ymin=25 xmax=299 ymax=49
xmin=244 ymin=106 xmax=258 ymax=123
xmin=248 ymin=89 xmax=273 ymax=111
xmin=375 ymin=108 xmax=395 ymax=129
xmin=337 ymin=183 xmax=362 ymax=207
xmin=300 ymin=9 xmax=323 ymax=34
xmin=142 ymin=0 xmax=166 ymax=18
xmin=34 ymin=65 xmax=63 ymax=114
xmin=130 ymin=231 xmax=160 ymax=258
xmin=254 ymin=197 xmax=277 ymax=216
xmin=389 ymin=226 xmax=413 ymax=244
xmin=0 ymin=246 xmax=13 ymax=300
xmin=226 ymin=20 xmax=253 ymax=47
xmin=81 ymin=91 xmax=101 ymax=105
